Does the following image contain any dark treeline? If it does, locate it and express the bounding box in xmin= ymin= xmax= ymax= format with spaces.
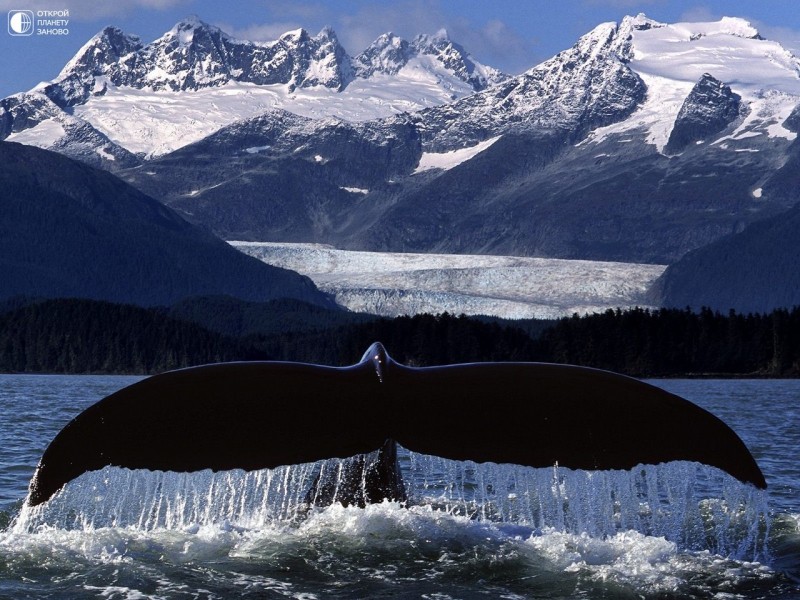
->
xmin=1 ymin=297 xmax=800 ymax=376
xmin=0 ymin=298 xmax=542 ymax=373
xmin=253 ymin=312 xmax=540 ymax=366
xmin=167 ymin=295 xmax=376 ymax=338
xmin=0 ymin=298 xmax=265 ymax=374
xmin=536 ymin=306 xmax=800 ymax=377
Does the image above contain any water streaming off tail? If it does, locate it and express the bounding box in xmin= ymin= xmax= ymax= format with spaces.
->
xmin=14 ymin=448 xmax=769 ymax=559
xmin=403 ymin=453 xmax=769 ymax=559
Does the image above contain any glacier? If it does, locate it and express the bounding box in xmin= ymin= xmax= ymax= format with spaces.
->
xmin=230 ymin=242 xmax=666 ymax=320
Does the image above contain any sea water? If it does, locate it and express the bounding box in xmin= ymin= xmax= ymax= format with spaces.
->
xmin=0 ymin=375 xmax=798 ymax=598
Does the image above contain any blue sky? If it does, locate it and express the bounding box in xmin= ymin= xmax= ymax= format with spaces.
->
xmin=2 ymin=0 xmax=800 ymax=99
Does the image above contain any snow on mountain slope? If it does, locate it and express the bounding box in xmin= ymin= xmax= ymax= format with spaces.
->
xmin=5 ymin=103 xmax=139 ymax=167
xmin=414 ymin=135 xmax=500 ymax=173
xmin=584 ymin=14 xmax=800 ymax=151
xmin=2 ymin=18 xmax=506 ymax=157
xmin=231 ymin=242 xmax=665 ymax=319
xmin=6 ymin=117 xmax=65 ymax=147
xmin=68 ymin=78 xmax=456 ymax=157
xmin=412 ymin=18 xmax=647 ymax=151
xmin=7 ymin=12 xmax=800 ymax=275
xmin=7 ymin=13 xmax=798 ymax=161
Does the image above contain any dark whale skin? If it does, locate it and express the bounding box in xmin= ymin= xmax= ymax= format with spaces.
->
xmin=27 ymin=343 xmax=766 ymax=507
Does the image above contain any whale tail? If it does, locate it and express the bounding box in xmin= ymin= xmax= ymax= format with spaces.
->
xmin=27 ymin=342 xmax=766 ymax=507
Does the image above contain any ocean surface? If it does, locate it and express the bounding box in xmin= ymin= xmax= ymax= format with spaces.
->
xmin=0 ymin=374 xmax=798 ymax=599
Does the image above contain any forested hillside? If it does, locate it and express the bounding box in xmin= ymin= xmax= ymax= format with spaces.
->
xmin=535 ymin=307 xmax=800 ymax=377
xmin=0 ymin=299 xmax=264 ymax=373
xmin=0 ymin=142 xmax=330 ymax=307
xmin=653 ymin=200 xmax=800 ymax=314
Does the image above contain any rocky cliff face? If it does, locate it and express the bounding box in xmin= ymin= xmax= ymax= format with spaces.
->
xmin=0 ymin=92 xmax=62 ymax=137
xmin=665 ymin=73 xmax=743 ymax=154
xmin=413 ymin=19 xmax=647 ymax=151
xmin=352 ymin=30 xmax=507 ymax=91
xmin=51 ymin=18 xmax=355 ymax=95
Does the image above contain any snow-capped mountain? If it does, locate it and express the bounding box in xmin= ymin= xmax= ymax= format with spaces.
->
xmin=54 ymin=17 xmax=353 ymax=94
xmin=5 ymin=14 xmax=800 ymax=279
xmin=412 ymin=16 xmax=648 ymax=150
xmin=353 ymin=30 xmax=506 ymax=92
xmin=583 ymin=15 xmax=799 ymax=151
xmin=104 ymin=14 xmax=800 ymax=269
xmin=0 ymin=91 xmax=139 ymax=168
xmin=0 ymin=17 xmax=506 ymax=158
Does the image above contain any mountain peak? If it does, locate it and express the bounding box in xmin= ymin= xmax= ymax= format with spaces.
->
xmin=409 ymin=31 xmax=508 ymax=90
xmin=97 ymin=24 xmax=141 ymax=42
xmin=40 ymin=18 xmax=505 ymax=98
xmin=413 ymin=29 xmax=453 ymax=50
xmin=352 ymin=29 xmax=505 ymax=90
xmin=710 ymin=16 xmax=761 ymax=39
xmin=162 ymin=16 xmax=227 ymax=46
xmin=527 ymin=18 xmax=635 ymax=76
xmin=664 ymin=72 xmax=742 ymax=154
xmin=52 ymin=24 xmax=143 ymax=104
xmin=5 ymin=15 xmax=506 ymax=154
xmin=287 ymin=25 xmax=352 ymax=91
xmin=413 ymin=31 xmax=456 ymax=53
xmin=279 ymin=28 xmax=309 ymax=43
xmin=170 ymin=14 xmax=210 ymax=30
xmin=317 ymin=26 xmax=338 ymax=40
xmin=354 ymin=32 xmax=411 ymax=77
xmin=623 ymin=13 xmax=665 ymax=31
xmin=369 ymin=31 xmax=405 ymax=49
xmin=58 ymin=25 xmax=142 ymax=77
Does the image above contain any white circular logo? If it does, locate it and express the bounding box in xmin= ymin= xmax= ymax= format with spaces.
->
xmin=8 ymin=10 xmax=34 ymax=36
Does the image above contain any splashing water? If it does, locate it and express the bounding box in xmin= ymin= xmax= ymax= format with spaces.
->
xmin=405 ymin=454 xmax=769 ymax=560
xmin=4 ymin=375 xmax=794 ymax=598
xmin=13 ymin=449 xmax=769 ymax=561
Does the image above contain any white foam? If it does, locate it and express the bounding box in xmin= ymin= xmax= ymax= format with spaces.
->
xmin=1 ymin=467 xmax=776 ymax=599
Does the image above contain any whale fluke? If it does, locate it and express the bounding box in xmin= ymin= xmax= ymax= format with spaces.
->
xmin=27 ymin=342 xmax=766 ymax=507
